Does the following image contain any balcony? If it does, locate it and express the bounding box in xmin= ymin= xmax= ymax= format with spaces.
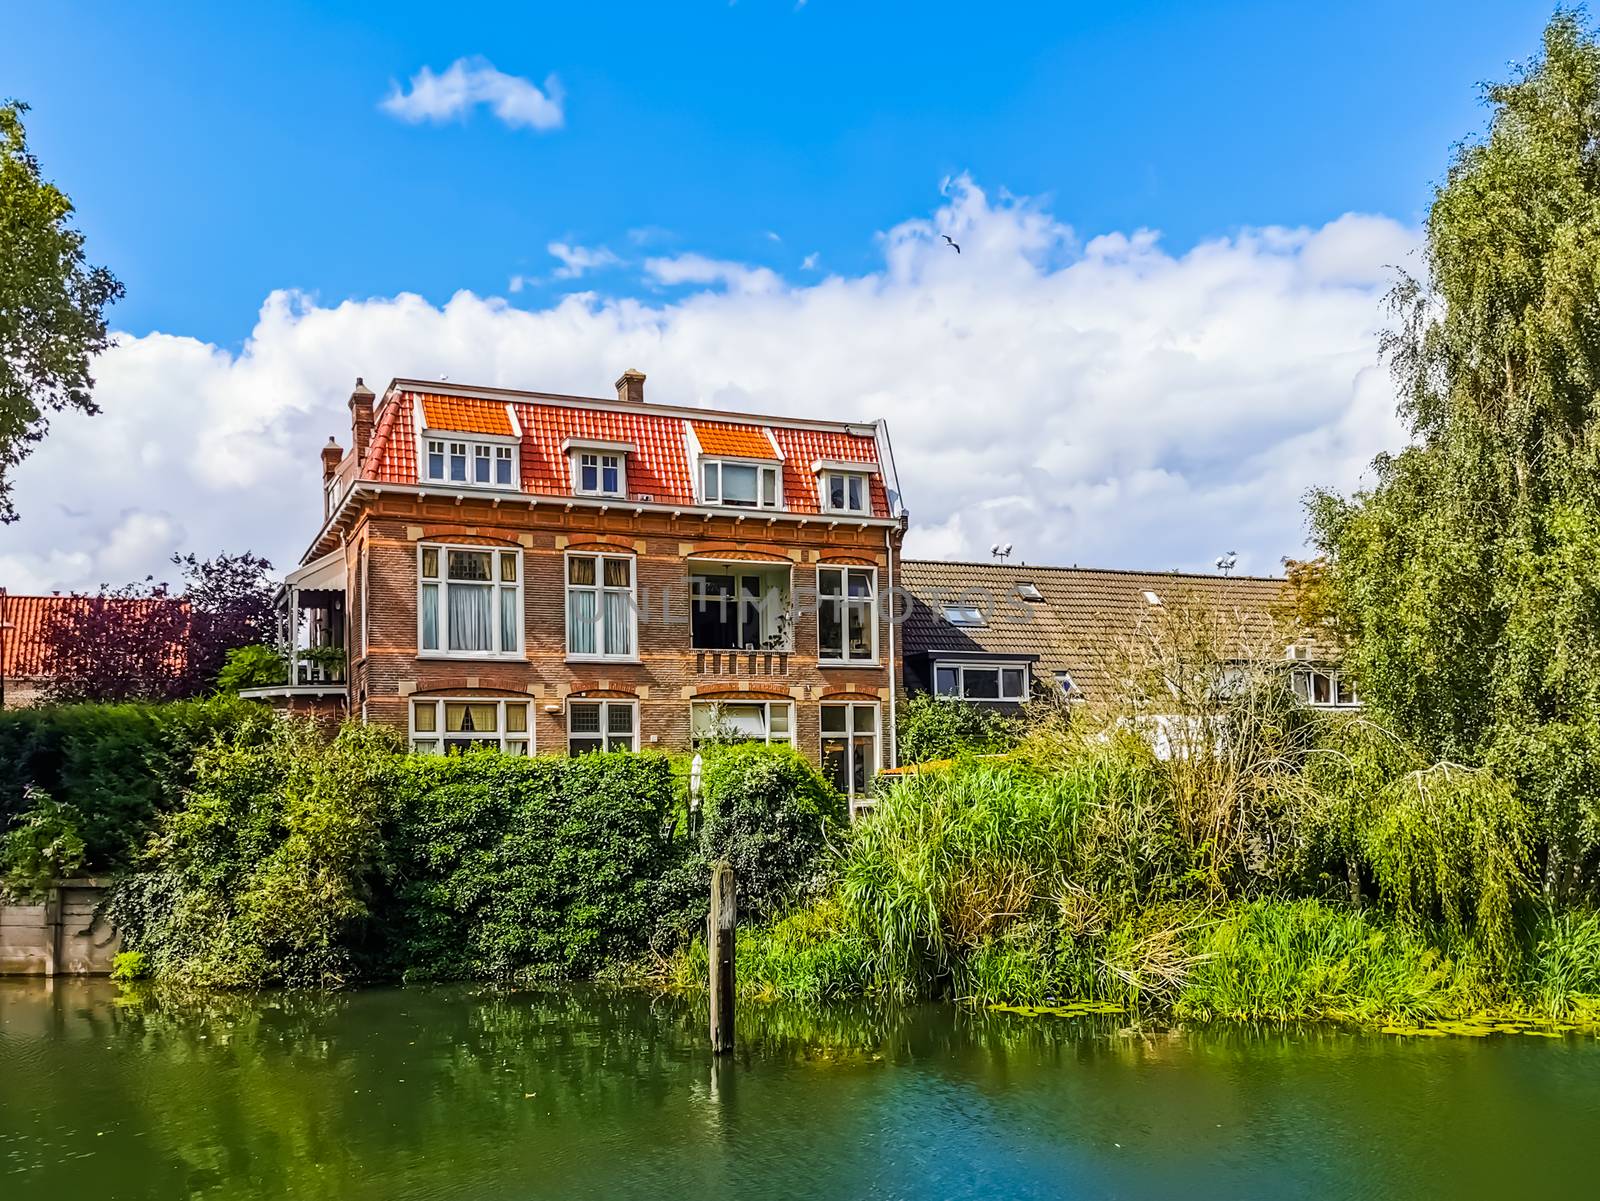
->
xmin=690 ymin=566 xmax=793 ymax=674
xmin=694 ymin=649 xmax=791 ymax=677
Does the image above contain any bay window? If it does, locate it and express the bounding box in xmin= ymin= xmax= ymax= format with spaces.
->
xmin=567 ymin=700 xmax=638 ymax=754
xmin=701 ymin=459 xmax=781 ymax=509
xmin=821 ymin=702 xmax=878 ymax=810
xmin=818 ymin=566 xmax=877 ymax=663
xmin=566 ymin=552 xmax=636 ymax=659
xmin=690 ymin=700 xmax=794 ymax=747
xmin=419 ymin=545 xmax=522 ymax=657
xmin=934 ymin=662 xmax=1030 ymax=703
xmin=410 ymin=698 xmax=530 ymax=755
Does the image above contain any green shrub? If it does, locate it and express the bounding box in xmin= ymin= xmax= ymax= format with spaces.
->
xmin=897 ymin=692 xmax=1018 ymax=764
xmin=110 ymin=950 xmax=149 ymax=982
xmin=216 ymin=644 xmax=287 ymax=691
xmin=0 ymin=790 xmax=86 ymax=898
xmin=734 ymin=897 xmax=874 ymax=1002
xmin=383 ymin=750 xmax=678 ymax=981
xmin=1527 ymin=909 xmax=1600 ymax=1018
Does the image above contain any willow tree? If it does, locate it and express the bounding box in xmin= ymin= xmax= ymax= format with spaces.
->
xmin=1311 ymin=11 xmax=1600 ymax=900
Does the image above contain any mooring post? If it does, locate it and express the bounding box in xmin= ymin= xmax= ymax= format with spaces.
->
xmin=709 ymin=860 xmax=736 ymax=1055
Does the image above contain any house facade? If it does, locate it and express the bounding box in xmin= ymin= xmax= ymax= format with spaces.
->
xmin=258 ymin=373 xmax=906 ymax=811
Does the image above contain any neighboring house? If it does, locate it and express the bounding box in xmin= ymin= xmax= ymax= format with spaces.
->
xmin=254 ymin=373 xmax=906 ymax=812
xmin=897 ymin=559 xmax=1356 ymax=712
xmin=0 ymin=591 xmax=194 ymax=707
xmin=0 ymin=591 xmax=57 ymax=708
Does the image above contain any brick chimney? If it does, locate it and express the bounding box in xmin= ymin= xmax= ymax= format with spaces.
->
xmin=615 ymin=368 xmax=646 ymax=405
xmin=321 ymin=437 xmax=343 ymax=483
xmin=349 ymin=377 xmax=376 ymax=464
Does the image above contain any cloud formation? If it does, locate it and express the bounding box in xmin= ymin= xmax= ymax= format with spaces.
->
xmin=0 ymin=179 xmax=1415 ymax=594
xmin=380 ymin=57 xmax=564 ymax=131
xmin=548 ymin=242 xmax=622 ymax=280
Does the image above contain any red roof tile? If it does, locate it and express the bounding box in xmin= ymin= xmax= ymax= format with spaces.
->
xmin=516 ymin=402 xmax=696 ymax=504
xmin=1 ymin=594 xmax=190 ymax=678
xmin=771 ymin=426 xmax=887 ymax=515
xmin=421 ymin=396 xmax=513 ymax=437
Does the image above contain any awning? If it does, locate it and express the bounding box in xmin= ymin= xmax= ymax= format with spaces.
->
xmin=287 ymin=547 xmax=345 ymax=593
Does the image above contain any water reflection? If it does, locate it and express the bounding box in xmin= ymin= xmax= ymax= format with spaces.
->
xmin=1 ymin=979 xmax=1597 ymax=1201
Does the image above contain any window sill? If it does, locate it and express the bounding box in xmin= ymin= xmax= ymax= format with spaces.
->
xmin=817 ymin=659 xmax=881 ymax=669
xmin=565 ymin=655 xmax=642 ymax=666
xmin=417 ymin=652 xmax=526 ymax=663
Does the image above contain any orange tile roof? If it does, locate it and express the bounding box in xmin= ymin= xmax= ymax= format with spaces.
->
xmin=1 ymin=593 xmax=190 ymax=678
xmin=421 ymin=396 xmax=513 ymax=437
xmin=354 ymin=389 xmax=890 ymax=516
xmin=692 ymin=422 xmax=779 ymax=460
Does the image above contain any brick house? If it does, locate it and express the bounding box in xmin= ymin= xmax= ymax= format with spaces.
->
xmin=255 ymin=372 xmax=907 ymax=811
xmin=0 ymin=591 xmax=192 ymax=709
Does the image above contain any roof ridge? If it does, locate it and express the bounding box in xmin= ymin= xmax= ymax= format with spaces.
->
xmin=900 ymin=558 xmax=1285 ymax=583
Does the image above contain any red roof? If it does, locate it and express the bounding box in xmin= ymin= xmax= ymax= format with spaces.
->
xmin=0 ymin=593 xmax=189 ymax=678
xmin=365 ymin=389 xmax=892 ymax=515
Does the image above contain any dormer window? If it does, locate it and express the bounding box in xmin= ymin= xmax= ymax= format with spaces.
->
xmin=578 ymin=451 xmax=623 ymax=497
xmin=824 ymin=472 xmax=868 ymax=514
xmin=424 ymin=437 xmax=517 ymax=489
xmin=702 ymin=459 xmax=781 ymax=509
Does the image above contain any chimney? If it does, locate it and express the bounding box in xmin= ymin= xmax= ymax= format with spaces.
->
xmin=615 ymin=368 xmax=646 ymax=405
xmin=349 ymin=377 xmax=375 ymax=463
xmin=321 ymin=437 xmax=343 ymax=484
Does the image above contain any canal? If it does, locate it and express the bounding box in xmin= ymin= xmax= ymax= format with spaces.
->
xmin=1 ymin=980 xmax=1596 ymax=1199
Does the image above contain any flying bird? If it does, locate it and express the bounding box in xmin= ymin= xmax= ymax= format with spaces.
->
xmin=942 ymin=234 xmax=961 ymax=254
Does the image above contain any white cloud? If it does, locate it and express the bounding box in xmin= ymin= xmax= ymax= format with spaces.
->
xmin=801 ymin=252 xmax=820 ymax=270
xmin=380 ymin=57 xmax=564 ymax=131
xmin=548 ymin=242 xmax=622 ymax=280
xmin=643 ymin=253 xmax=781 ymax=294
xmin=0 ymin=178 xmax=1415 ymax=592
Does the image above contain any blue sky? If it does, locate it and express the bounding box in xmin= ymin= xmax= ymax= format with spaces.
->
xmin=0 ymin=1 xmax=1568 ymax=589
xmin=5 ymin=1 xmax=1555 ymax=346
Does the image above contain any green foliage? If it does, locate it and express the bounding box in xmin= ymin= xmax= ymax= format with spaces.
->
xmin=109 ymin=950 xmax=148 ymax=982
xmin=0 ymin=790 xmax=85 ymax=898
xmin=1526 ymin=909 xmax=1600 ymax=1019
xmin=897 ymin=692 xmax=1018 ymax=764
xmin=733 ymin=898 xmax=874 ymax=1003
xmin=109 ymin=721 xmax=396 ymax=988
xmin=1310 ymin=11 xmax=1600 ymax=902
xmin=383 ymin=751 xmax=677 ymax=981
xmin=216 ymin=644 xmax=287 ymax=691
xmin=0 ymin=697 xmax=271 ymax=874
xmin=0 ymin=99 xmax=124 ymax=522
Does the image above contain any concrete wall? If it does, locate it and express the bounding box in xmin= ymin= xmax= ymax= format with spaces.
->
xmin=0 ymin=879 xmax=120 ymax=976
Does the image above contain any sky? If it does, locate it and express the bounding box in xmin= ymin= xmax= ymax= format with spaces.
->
xmin=0 ymin=0 xmax=1564 ymax=591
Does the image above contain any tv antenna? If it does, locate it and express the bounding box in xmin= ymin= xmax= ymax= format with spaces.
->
xmin=1214 ymin=550 xmax=1238 ymax=576
xmin=990 ymin=543 xmax=1013 ymax=563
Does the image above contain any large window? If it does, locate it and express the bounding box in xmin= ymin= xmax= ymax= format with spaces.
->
xmin=818 ymin=566 xmax=877 ymax=663
xmin=424 ymin=437 xmax=517 ymax=488
xmin=410 ymin=698 xmax=530 ymax=755
xmin=419 ymin=545 xmax=521 ymax=657
xmin=934 ymin=662 xmax=1030 ymax=703
xmin=822 ymin=702 xmax=878 ymax=810
xmin=567 ymin=700 xmax=638 ymax=754
xmin=690 ymin=700 xmax=794 ymax=746
xmin=1292 ymin=668 xmax=1359 ymax=708
xmin=691 ymin=567 xmax=792 ymax=650
xmin=701 ymin=459 xmax=781 ymax=509
xmin=566 ymin=552 xmax=636 ymax=659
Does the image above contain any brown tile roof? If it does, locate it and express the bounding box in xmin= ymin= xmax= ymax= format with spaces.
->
xmin=896 ymin=560 xmax=1291 ymax=700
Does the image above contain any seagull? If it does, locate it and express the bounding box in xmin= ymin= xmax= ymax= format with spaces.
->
xmin=942 ymin=234 xmax=961 ymax=254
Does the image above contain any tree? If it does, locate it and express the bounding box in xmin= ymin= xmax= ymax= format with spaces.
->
xmin=0 ymin=100 xmax=123 ymax=522
xmin=41 ymin=551 xmax=277 ymax=702
xmin=1310 ymin=11 xmax=1600 ymax=900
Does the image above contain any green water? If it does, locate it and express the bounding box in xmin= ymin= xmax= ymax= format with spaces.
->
xmin=1 ymin=981 xmax=1597 ymax=1200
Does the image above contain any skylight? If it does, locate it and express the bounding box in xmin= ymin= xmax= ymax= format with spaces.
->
xmin=942 ymin=603 xmax=987 ymax=627
xmin=1016 ymin=582 xmax=1044 ymax=602
xmin=1142 ymin=590 xmax=1162 ymax=606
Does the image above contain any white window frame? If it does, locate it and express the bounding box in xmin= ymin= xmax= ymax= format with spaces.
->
xmin=409 ymin=697 xmax=533 ymax=755
xmin=564 ymin=550 xmax=639 ymax=662
xmin=690 ymin=699 xmax=795 ymax=747
xmin=1292 ymin=667 xmax=1360 ymax=709
xmin=566 ymin=699 xmax=640 ymax=755
xmin=700 ymin=458 xmax=783 ymax=510
xmin=571 ymin=449 xmax=626 ymax=498
xmin=820 ymin=701 xmax=881 ymax=815
xmin=359 ymin=544 xmax=369 ymax=659
xmin=417 ymin=543 xmax=523 ymax=661
xmin=820 ymin=470 xmax=870 ymax=515
xmin=817 ymin=565 xmax=878 ymax=665
xmin=421 ymin=432 xmax=520 ymax=490
xmin=941 ymin=602 xmax=988 ymax=627
xmin=933 ymin=661 xmax=1031 ymax=703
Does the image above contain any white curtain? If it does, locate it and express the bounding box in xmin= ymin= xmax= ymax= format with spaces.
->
xmin=568 ymin=589 xmax=597 ymax=654
xmin=421 ymin=583 xmax=439 ymax=650
xmin=604 ymin=591 xmax=631 ymax=655
xmin=449 ymin=583 xmax=492 ymax=652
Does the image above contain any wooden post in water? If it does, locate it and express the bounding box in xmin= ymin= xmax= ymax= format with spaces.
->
xmin=709 ymin=860 xmax=736 ymax=1055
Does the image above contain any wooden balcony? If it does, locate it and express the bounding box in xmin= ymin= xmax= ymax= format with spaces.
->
xmin=694 ymin=649 xmax=792 ymax=677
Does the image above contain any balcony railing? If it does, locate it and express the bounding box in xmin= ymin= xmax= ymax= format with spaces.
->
xmin=694 ymin=650 xmax=791 ymax=677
